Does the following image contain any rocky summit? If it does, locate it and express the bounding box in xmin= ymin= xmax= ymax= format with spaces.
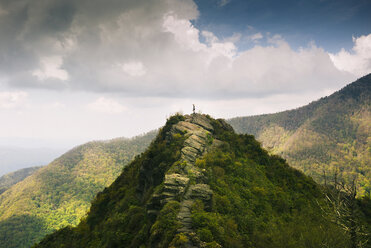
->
xmin=146 ymin=114 xmax=218 ymax=247
xmin=35 ymin=113 xmax=368 ymax=248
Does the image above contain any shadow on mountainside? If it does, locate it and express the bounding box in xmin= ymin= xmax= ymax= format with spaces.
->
xmin=0 ymin=214 xmax=51 ymax=248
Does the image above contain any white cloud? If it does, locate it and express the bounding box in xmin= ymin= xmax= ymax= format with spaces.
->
xmin=161 ymin=14 xmax=237 ymax=73
xmin=1 ymin=0 xmax=369 ymax=150
xmin=32 ymin=56 xmax=69 ymax=81
xmin=201 ymin=31 xmax=236 ymax=59
xmin=219 ymin=0 xmax=231 ymax=7
xmin=163 ymin=15 xmax=236 ymax=60
xmin=250 ymin=32 xmax=263 ymax=42
xmin=120 ymin=62 xmax=146 ymax=77
xmin=0 ymin=91 xmax=28 ymax=109
xmin=223 ymin=33 xmax=242 ymax=43
xmin=329 ymin=34 xmax=371 ymax=77
xmin=88 ymin=97 xmax=127 ymax=114
xmin=163 ymin=14 xmax=206 ymax=52
xmin=202 ymin=31 xmax=218 ymax=44
xmin=267 ymin=34 xmax=285 ymax=45
xmin=157 ymin=16 xmax=355 ymax=97
xmin=0 ymin=0 xmax=363 ymax=99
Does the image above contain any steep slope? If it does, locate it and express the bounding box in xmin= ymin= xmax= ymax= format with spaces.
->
xmin=0 ymin=131 xmax=156 ymax=248
xmin=0 ymin=166 xmax=42 ymax=195
xmin=36 ymin=114 xmax=356 ymax=248
xmin=228 ymin=74 xmax=371 ymax=196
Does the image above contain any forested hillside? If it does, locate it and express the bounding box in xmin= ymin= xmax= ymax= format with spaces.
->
xmin=228 ymin=74 xmax=371 ymax=197
xmin=0 ymin=131 xmax=156 ymax=248
xmin=0 ymin=166 xmax=42 ymax=195
xmin=35 ymin=114 xmax=369 ymax=248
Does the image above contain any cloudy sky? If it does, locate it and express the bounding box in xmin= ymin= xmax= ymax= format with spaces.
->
xmin=0 ymin=0 xmax=370 ymax=151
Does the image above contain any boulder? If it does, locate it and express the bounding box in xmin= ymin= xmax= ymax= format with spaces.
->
xmin=164 ymin=173 xmax=189 ymax=187
xmin=190 ymin=184 xmax=212 ymax=202
xmin=190 ymin=114 xmax=214 ymax=132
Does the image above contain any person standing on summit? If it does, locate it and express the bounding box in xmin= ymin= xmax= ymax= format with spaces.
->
xmin=193 ymin=104 xmax=195 ymax=114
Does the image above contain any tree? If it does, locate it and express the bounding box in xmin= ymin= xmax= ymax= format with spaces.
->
xmin=322 ymin=176 xmax=369 ymax=248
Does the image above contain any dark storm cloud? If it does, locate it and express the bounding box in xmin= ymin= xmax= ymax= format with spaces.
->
xmin=0 ymin=0 xmax=76 ymax=79
xmin=41 ymin=3 xmax=75 ymax=33
xmin=0 ymin=0 xmax=167 ymax=86
xmin=0 ymin=1 xmax=33 ymax=73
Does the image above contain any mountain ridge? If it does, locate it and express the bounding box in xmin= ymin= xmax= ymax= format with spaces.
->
xmin=0 ymin=75 xmax=369 ymax=247
xmin=0 ymin=166 xmax=42 ymax=195
xmin=0 ymin=131 xmax=157 ymax=248
xmin=35 ymin=113 xmax=359 ymax=248
xmin=228 ymin=74 xmax=371 ymax=196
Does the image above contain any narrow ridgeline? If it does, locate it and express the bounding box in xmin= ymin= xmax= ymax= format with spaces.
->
xmin=35 ymin=113 xmax=362 ymax=248
xmin=145 ymin=114 xmax=224 ymax=247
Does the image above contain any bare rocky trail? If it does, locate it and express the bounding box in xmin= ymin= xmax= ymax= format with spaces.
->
xmin=146 ymin=114 xmax=221 ymax=247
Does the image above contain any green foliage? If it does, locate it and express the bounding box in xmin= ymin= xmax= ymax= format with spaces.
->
xmin=0 ymin=131 xmax=157 ymax=248
xmin=149 ymin=201 xmax=181 ymax=247
xmin=0 ymin=215 xmax=49 ymax=248
xmin=0 ymin=166 xmax=41 ymax=195
xmin=35 ymin=117 xmax=186 ymax=248
xmin=188 ymin=128 xmax=350 ymax=248
xmin=34 ymin=113 xmax=360 ymax=247
xmin=160 ymin=114 xmax=185 ymax=139
xmin=169 ymin=233 xmax=189 ymax=247
xmin=228 ymin=74 xmax=371 ymax=197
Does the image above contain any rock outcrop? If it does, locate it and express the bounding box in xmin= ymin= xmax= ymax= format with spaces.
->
xmin=147 ymin=114 xmax=220 ymax=247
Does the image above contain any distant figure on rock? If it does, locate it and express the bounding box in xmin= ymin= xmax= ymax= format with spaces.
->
xmin=193 ymin=104 xmax=195 ymax=114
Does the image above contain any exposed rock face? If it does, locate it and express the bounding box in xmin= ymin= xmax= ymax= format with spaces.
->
xmin=185 ymin=114 xmax=214 ymax=132
xmin=171 ymin=117 xmax=213 ymax=165
xmin=147 ymin=114 xmax=221 ymax=247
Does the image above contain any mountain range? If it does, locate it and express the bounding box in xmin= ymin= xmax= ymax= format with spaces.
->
xmin=0 ymin=75 xmax=369 ymax=247
xmin=35 ymin=113 xmax=369 ymax=248
xmin=0 ymin=166 xmax=41 ymax=195
xmin=228 ymin=74 xmax=371 ymax=197
xmin=0 ymin=132 xmax=156 ymax=248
